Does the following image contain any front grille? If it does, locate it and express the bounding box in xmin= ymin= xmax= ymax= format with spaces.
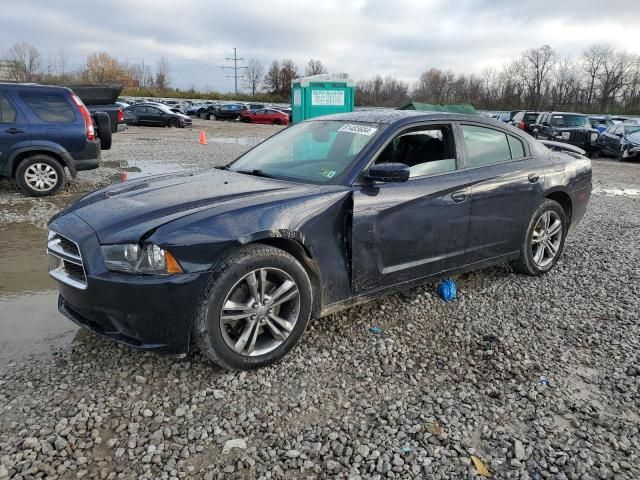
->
xmin=569 ymin=131 xmax=588 ymax=143
xmin=48 ymin=230 xmax=87 ymax=290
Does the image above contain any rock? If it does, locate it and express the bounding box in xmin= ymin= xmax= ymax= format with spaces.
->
xmin=285 ymin=450 xmax=300 ymax=458
xmin=175 ymin=407 xmax=186 ymax=417
xmin=222 ymin=439 xmax=247 ymax=454
xmin=356 ymin=445 xmax=370 ymax=458
xmin=22 ymin=437 xmax=39 ymax=449
xmin=514 ymin=440 xmax=526 ymax=461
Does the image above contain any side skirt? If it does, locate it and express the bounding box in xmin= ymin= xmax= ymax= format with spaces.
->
xmin=319 ymin=251 xmax=519 ymax=318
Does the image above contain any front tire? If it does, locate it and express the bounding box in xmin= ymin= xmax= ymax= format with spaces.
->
xmin=168 ymin=117 xmax=180 ymax=128
xmin=195 ymin=244 xmax=313 ymax=370
xmin=510 ymin=199 xmax=567 ymax=276
xmin=16 ymin=155 xmax=66 ymax=197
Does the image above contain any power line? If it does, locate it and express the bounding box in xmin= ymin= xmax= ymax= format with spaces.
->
xmin=219 ymin=47 xmax=247 ymax=95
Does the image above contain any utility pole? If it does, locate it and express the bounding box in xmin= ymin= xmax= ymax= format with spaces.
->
xmin=220 ymin=48 xmax=247 ymax=95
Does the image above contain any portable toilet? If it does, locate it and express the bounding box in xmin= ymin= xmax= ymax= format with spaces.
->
xmin=291 ymin=74 xmax=355 ymax=124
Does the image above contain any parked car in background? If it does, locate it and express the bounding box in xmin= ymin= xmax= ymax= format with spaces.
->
xmin=532 ymin=112 xmax=600 ymax=156
xmin=242 ymin=103 xmax=265 ymax=112
xmin=209 ymin=104 xmax=244 ymax=120
xmin=48 ymin=111 xmax=591 ymax=370
xmin=588 ymin=116 xmax=615 ymax=133
xmin=239 ymin=108 xmax=289 ymax=125
xmin=124 ymin=103 xmax=192 ymax=128
xmin=598 ymin=123 xmax=640 ymax=161
xmin=511 ymin=111 xmax=540 ymax=134
xmin=0 ymin=83 xmax=110 ymax=196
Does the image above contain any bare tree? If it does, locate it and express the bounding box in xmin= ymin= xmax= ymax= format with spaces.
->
xmin=264 ymin=60 xmax=281 ymax=95
xmin=243 ymin=58 xmax=264 ymax=96
xmin=6 ymin=42 xmax=41 ymax=82
xmin=582 ymin=44 xmax=610 ymax=106
xmin=279 ymin=59 xmax=298 ymax=97
xmin=305 ymin=59 xmax=328 ymax=76
xmin=597 ymin=50 xmax=634 ymax=110
xmin=58 ymin=50 xmax=68 ymax=77
xmin=523 ymin=45 xmax=557 ymax=109
xmin=155 ymin=57 xmax=170 ymax=90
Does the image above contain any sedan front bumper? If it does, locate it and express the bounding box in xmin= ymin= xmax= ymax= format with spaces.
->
xmin=49 ymin=213 xmax=209 ymax=355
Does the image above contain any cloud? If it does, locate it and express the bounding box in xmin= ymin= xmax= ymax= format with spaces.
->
xmin=1 ymin=0 xmax=638 ymax=91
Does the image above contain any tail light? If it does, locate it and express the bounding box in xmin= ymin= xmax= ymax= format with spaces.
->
xmin=117 ymin=108 xmax=124 ymax=123
xmin=517 ymin=121 xmax=525 ymax=130
xmin=70 ymin=92 xmax=95 ymax=141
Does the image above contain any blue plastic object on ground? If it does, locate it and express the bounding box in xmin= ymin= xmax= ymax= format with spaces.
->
xmin=368 ymin=326 xmax=382 ymax=334
xmin=437 ymin=279 xmax=457 ymax=302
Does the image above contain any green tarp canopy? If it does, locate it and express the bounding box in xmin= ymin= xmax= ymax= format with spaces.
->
xmin=398 ymin=101 xmax=477 ymax=115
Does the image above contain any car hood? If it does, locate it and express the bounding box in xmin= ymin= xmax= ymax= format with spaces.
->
xmin=60 ymin=169 xmax=328 ymax=244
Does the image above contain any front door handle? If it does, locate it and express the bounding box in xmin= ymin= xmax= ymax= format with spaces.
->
xmin=451 ymin=190 xmax=468 ymax=203
xmin=5 ymin=128 xmax=24 ymax=134
xmin=528 ymin=173 xmax=540 ymax=183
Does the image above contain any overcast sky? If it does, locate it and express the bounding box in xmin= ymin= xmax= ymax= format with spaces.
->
xmin=1 ymin=0 xmax=639 ymax=92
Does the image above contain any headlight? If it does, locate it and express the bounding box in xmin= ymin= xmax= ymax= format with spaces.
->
xmin=102 ymin=244 xmax=182 ymax=275
xmin=590 ymin=133 xmax=598 ymax=142
xmin=561 ymin=131 xmax=570 ymax=140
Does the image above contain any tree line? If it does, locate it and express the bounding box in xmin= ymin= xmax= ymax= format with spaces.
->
xmin=2 ymin=43 xmax=172 ymax=91
xmin=3 ymin=42 xmax=639 ymax=113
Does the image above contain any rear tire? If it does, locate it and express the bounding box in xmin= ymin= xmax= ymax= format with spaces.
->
xmin=195 ymin=244 xmax=313 ymax=370
xmin=510 ymin=199 xmax=567 ymax=276
xmin=16 ymin=154 xmax=66 ymax=197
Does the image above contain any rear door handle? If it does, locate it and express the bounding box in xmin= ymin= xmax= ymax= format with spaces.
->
xmin=451 ymin=190 xmax=468 ymax=203
xmin=5 ymin=128 xmax=25 ymax=134
xmin=528 ymin=173 xmax=540 ymax=183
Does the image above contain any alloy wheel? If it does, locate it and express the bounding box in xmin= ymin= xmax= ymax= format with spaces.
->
xmin=531 ymin=211 xmax=563 ymax=268
xmin=24 ymin=163 xmax=58 ymax=192
xmin=220 ymin=268 xmax=300 ymax=357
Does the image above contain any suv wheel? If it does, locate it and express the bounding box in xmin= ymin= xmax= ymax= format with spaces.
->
xmin=16 ymin=155 xmax=66 ymax=197
xmin=510 ymin=199 xmax=567 ymax=276
xmin=195 ymin=244 xmax=313 ymax=370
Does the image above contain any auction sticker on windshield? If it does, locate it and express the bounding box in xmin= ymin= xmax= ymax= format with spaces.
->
xmin=338 ymin=124 xmax=378 ymax=136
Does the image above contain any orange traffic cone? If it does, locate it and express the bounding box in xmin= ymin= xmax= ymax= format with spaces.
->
xmin=198 ymin=131 xmax=207 ymax=145
xmin=119 ymin=171 xmax=128 ymax=182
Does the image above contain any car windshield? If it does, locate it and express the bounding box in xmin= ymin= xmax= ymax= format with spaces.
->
xmin=625 ymin=125 xmax=640 ymax=135
xmin=228 ymin=120 xmax=382 ymax=184
xmin=551 ymin=115 xmax=590 ymax=128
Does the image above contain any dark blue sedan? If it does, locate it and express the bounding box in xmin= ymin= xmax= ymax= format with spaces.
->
xmin=47 ymin=111 xmax=592 ymax=370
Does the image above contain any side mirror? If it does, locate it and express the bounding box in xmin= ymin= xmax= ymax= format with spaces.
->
xmin=616 ymin=132 xmax=623 ymax=137
xmin=366 ymin=163 xmax=410 ymax=183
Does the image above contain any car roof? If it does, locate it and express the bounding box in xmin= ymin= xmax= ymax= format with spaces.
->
xmin=0 ymin=82 xmax=71 ymax=92
xmin=312 ymin=110 xmax=509 ymax=129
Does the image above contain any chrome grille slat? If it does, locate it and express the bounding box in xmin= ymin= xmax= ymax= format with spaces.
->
xmin=47 ymin=230 xmax=88 ymax=290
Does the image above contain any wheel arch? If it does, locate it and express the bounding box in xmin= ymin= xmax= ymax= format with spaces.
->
xmin=9 ymin=148 xmax=74 ymax=178
xmin=545 ymin=189 xmax=573 ymax=226
xmin=242 ymin=231 xmax=323 ymax=319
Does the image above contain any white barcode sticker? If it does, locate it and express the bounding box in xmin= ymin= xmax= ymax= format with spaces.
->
xmin=338 ymin=124 xmax=378 ymax=136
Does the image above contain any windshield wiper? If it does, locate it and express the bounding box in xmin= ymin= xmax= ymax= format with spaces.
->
xmin=233 ymin=169 xmax=275 ymax=179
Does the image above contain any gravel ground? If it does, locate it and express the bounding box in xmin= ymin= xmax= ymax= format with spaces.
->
xmin=0 ymin=121 xmax=639 ymax=479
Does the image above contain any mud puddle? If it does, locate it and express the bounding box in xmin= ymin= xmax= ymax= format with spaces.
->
xmin=0 ymin=223 xmax=78 ymax=368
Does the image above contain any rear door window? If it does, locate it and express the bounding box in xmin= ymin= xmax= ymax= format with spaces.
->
xmin=461 ymin=125 xmax=512 ymax=168
xmin=19 ymin=92 xmax=76 ymax=123
xmin=508 ymin=135 xmax=526 ymax=159
xmin=0 ymin=93 xmax=17 ymax=123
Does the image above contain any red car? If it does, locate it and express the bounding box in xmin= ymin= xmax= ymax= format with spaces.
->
xmin=240 ymin=108 xmax=289 ymax=125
